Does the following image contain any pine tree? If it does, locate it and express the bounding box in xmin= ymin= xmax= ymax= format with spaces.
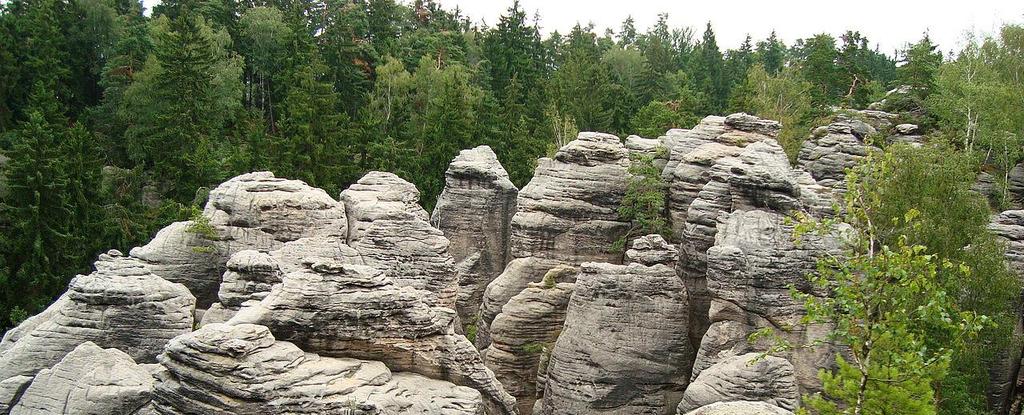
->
xmin=755 ymin=30 xmax=786 ymax=75
xmin=689 ymin=22 xmax=727 ymax=115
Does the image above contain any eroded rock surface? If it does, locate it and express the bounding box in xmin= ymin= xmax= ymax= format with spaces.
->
xmin=798 ymin=121 xmax=876 ymax=189
xmin=475 ymin=260 xmax=571 ymax=350
xmin=539 ymin=262 xmax=690 ymax=415
xmin=154 ymin=323 xmax=484 ymax=414
xmin=0 ymin=251 xmax=193 ymax=410
xmin=228 ymin=260 xmax=517 ymax=414
xmin=11 ymin=342 xmax=154 ymax=415
xmin=625 ymin=234 xmax=677 ymax=267
xmin=340 ymin=171 xmax=429 ymax=243
xmin=679 ymin=401 xmax=794 ymax=415
xmin=431 ymin=146 xmax=518 ymax=323
xmin=200 ymin=250 xmax=282 ymax=326
xmin=677 ymin=353 xmax=799 ymax=413
xmin=987 ymin=210 xmax=1024 ymax=413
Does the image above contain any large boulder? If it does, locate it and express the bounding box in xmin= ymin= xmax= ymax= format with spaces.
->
xmin=797 ymin=121 xmax=876 ymax=189
xmin=0 ymin=251 xmax=194 ymax=410
xmin=340 ymin=171 xmax=429 ymax=243
xmin=131 ymin=172 xmax=346 ymax=307
xmin=987 ymin=210 xmax=1024 ymax=413
xmin=625 ymin=234 xmax=677 ymax=267
xmin=153 ymin=323 xmax=484 ymax=414
xmin=228 ymin=260 xmax=518 ymax=414
xmin=693 ymin=210 xmax=841 ymax=395
xmin=475 ymin=260 xmax=571 ymax=349
xmin=660 ymin=114 xmax=780 ymax=240
xmin=10 ymin=342 xmax=155 ymax=415
xmin=538 ymin=262 xmax=690 ymax=415
xmin=199 ymin=250 xmax=283 ymax=326
xmin=676 ymin=353 xmax=799 ymax=413
xmin=484 ymin=281 xmax=574 ymax=414
xmin=431 ymin=146 xmax=518 ymax=323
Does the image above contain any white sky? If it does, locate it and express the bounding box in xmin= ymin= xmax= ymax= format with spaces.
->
xmin=439 ymin=0 xmax=1024 ymax=56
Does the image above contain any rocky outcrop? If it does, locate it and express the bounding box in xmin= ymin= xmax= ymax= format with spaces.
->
xmin=228 ymin=260 xmax=517 ymax=414
xmin=987 ymin=210 xmax=1024 ymax=413
xmin=676 ymin=353 xmax=799 ymax=413
xmin=131 ymin=172 xmax=346 ymax=307
xmin=661 ymin=113 xmax=780 ymax=240
xmin=0 ymin=251 xmax=194 ymax=410
xmin=679 ymin=140 xmax=827 ymax=352
xmin=340 ymin=171 xmax=429 ymax=243
xmin=484 ymin=280 xmax=574 ymax=414
xmin=476 ymin=133 xmax=632 ymax=351
xmin=431 ymin=146 xmax=518 ymax=323
xmin=797 ymin=120 xmax=876 ymax=189
xmin=538 ymin=262 xmax=690 ymax=415
xmin=10 ymin=342 xmax=155 ymax=415
xmin=625 ymin=234 xmax=677 ymax=267
xmin=679 ymin=401 xmax=794 ymax=415
xmin=200 ymin=250 xmax=282 ymax=326
xmin=694 ymin=210 xmax=841 ymax=394
xmin=154 ymin=323 xmax=483 ymax=414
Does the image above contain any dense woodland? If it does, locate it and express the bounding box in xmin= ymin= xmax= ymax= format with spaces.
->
xmin=2 ymin=0 xmax=1024 ymax=412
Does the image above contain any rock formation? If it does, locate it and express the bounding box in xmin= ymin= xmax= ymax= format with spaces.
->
xmin=475 ymin=132 xmax=631 ymax=350
xmin=131 ymin=172 xmax=347 ymax=307
xmin=11 ymin=342 xmax=155 ymax=415
xmin=154 ymin=323 xmax=484 ymax=414
xmin=676 ymin=353 xmax=799 ymax=413
xmin=340 ymin=171 xmax=429 ymax=243
xmin=200 ymin=250 xmax=282 ymax=326
xmin=694 ymin=210 xmax=841 ymax=394
xmin=988 ymin=210 xmax=1024 ymax=413
xmin=660 ymin=113 xmax=781 ymax=240
xmin=484 ymin=279 xmax=574 ymax=414
xmin=797 ymin=120 xmax=875 ymax=189
xmin=625 ymin=234 xmax=678 ymax=267
xmin=431 ymin=146 xmax=518 ymax=323
xmin=228 ymin=259 xmax=518 ymax=414
xmin=538 ymin=262 xmax=690 ymax=415
xmin=0 ymin=250 xmax=194 ymax=410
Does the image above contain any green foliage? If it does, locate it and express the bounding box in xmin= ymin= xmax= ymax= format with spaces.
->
xmin=615 ymin=152 xmax=671 ymax=251
xmin=630 ymin=101 xmax=689 ymax=137
xmin=785 ymin=149 xmax=990 ymax=415
xmin=732 ymin=64 xmax=815 ymax=159
xmin=520 ymin=342 xmax=545 ymax=355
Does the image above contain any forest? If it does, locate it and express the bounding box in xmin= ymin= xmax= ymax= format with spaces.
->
xmin=1 ymin=0 xmax=1024 ymax=412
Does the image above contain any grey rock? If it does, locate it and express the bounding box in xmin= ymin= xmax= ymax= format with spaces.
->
xmin=475 ymin=260 xmax=571 ymax=350
xmin=198 ymin=250 xmax=282 ymax=326
xmin=11 ymin=342 xmax=154 ymax=415
xmin=538 ymin=262 xmax=690 ymax=415
xmin=484 ymin=282 xmax=574 ymax=414
xmin=132 ymin=172 xmax=345 ymax=307
xmin=679 ymin=401 xmax=794 ymax=415
xmin=153 ymin=323 xmax=484 ymax=414
xmin=625 ymin=234 xmax=677 ymax=267
xmin=677 ymin=353 xmax=799 ymax=413
xmin=431 ymin=146 xmax=517 ymax=323
xmin=895 ymin=123 xmax=919 ymax=135
xmin=340 ymin=171 xmax=429 ymax=243
xmin=228 ymin=260 xmax=517 ymax=414
xmin=0 ymin=251 xmax=194 ymax=410
xmin=987 ymin=210 xmax=1024 ymax=412
xmin=798 ymin=121 xmax=877 ymax=189
xmin=694 ymin=210 xmax=842 ymax=395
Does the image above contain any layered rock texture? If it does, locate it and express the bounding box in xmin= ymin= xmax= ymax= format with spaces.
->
xmin=797 ymin=119 xmax=876 ymax=189
xmin=154 ymin=323 xmax=483 ymax=414
xmin=677 ymin=353 xmax=799 ymax=413
xmin=538 ymin=262 xmax=690 ymax=414
xmin=0 ymin=250 xmax=193 ymax=410
xmin=431 ymin=146 xmax=518 ymax=323
xmin=679 ymin=401 xmax=794 ymax=415
xmin=989 ymin=210 xmax=1024 ymax=413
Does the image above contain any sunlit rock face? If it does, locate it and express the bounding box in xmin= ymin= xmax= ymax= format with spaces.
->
xmin=431 ymin=145 xmax=519 ymax=324
xmin=537 ymin=262 xmax=690 ymax=415
xmin=0 ymin=251 xmax=194 ymax=411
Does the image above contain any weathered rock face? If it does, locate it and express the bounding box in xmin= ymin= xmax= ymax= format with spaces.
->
xmin=679 ymin=140 xmax=823 ymax=352
xmin=200 ymin=250 xmax=283 ymax=326
xmin=340 ymin=171 xmax=429 ymax=243
xmin=694 ymin=210 xmax=840 ymax=395
xmin=228 ymin=260 xmax=517 ymax=414
xmin=131 ymin=172 xmax=346 ymax=307
xmin=797 ymin=121 xmax=875 ymax=189
xmin=676 ymin=353 xmax=799 ymax=413
xmin=354 ymin=212 xmax=459 ymax=309
xmin=432 ymin=146 xmax=519 ymax=323
xmin=11 ymin=342 xmax=155 ymax=415
xmin=625 ymin=234 xmax=677 ymax=267
xmin=661 ymin=113 xmax=780 ymax=241
xmin=484 ymin=281 xmax=574 ymax=414
xmin=539 ymin=262 xmax=690 ymax=415
xmin=154 ymin=323 xmax=484 ymax=414
xmin=987 ymin=210 xmax=1024 ymax=413
xmin=679 ymin=401 xmax=794 ymax=415
xmin=476 ymin=133 xmax=632 ymax=353
xmin=0 ymin=251 xmax=194 ymax=410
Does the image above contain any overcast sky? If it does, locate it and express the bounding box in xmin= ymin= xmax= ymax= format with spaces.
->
xmin=439 ymin=0 xmax=1024 ymax=55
